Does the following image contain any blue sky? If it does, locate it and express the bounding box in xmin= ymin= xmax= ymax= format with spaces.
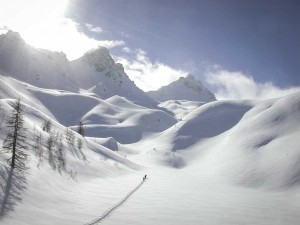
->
xmin=65 ymin=0 xmax=300 ymax=88
xmin=0 ymin=0 xmax=300 ymax=99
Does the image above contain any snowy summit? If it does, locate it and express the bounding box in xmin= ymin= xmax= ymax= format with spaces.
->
xmin=147 ymin=74 xmax=216 ymax=102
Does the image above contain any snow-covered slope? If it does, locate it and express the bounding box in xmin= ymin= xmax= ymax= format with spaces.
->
xmin=1 ymin=30 xmax=300 ymax=225
xmin=1 ymin=85 xmax=300 ymax=225
xmin=158 ymin=100 xmax=204 ymax=120
xmin=0 ymin=74 xmax=175 ymax=144
xmin=136 ymin=92 xmax=300 ymax=188
xmin=79 ymin=95 xmax=177 ymax=144
xmin=147 ymin=74 xmax=216 ymax=102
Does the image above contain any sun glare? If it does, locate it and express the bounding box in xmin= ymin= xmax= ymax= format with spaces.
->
xmin=0 ymin=0 xmax=101 ymax=60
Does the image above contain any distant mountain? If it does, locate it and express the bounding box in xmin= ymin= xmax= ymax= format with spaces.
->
xmin=0 ymin=30 xmax=77 ymax=91
xmin=70 ymin=47 xmax=158 ymax=108
xmin=0 ymin=31 xmax=158 ymax=108
xmin=147 ymin=74 xmax=216 ymax=102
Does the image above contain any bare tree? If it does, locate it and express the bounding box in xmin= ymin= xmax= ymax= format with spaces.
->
xmin=1 ymin=99 xmax=28 ymax=170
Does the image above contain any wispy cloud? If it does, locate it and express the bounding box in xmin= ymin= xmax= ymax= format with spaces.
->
xmin=98 ymin=40 xmax=125 ymax=49
xmin=85 ymin=23 xmax=103 ymax=33
xmin=115 ymin=49 xmax=188 ymax=91
xmin=122 ymin=47 xmax=132 ymax=53
xmin=206 ymin=67 xmax=300 ymax=100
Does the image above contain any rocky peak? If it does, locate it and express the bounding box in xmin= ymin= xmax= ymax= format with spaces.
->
xmin=2 ymin=30 xmax=22 ymax=40
xmin=0 ymin=30 xmax=26 ymax=48
xmin=81 ymin=46 xmax=115 ymax=72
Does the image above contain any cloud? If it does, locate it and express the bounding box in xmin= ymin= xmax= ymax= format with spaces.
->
xmin=98 ymin=40 xmax=125 ymax=49
xmin=0 ymin=0 xmax=124 ymax=60
xmin=21 ymin=18 xmax=124 ymax=60
xmin=122 ymin=47 xmax=132 ymax=53
xmin=85 ymin=23 xmax=103 ymax=33
xmin=115 ymin=49 xmax=188 ymax=91
xmin=206 ymin=67 xmax=300 ymax=100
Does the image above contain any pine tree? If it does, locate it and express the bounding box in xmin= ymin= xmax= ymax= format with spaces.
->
xmin=76 ymin=138 xmax=87 ymax=161
xmin=77 ymin=121 xmax=85 ymax=137
xmin=33 ymin=131 xmax=44 ymax=167
xmin=2 ymin=99 xmax=28 ymax=170
xmin=65 ymin=128 xmax=75 ymax=146
xmin=56 ymin=135 xmax=66 ymax=174
xmin=77 ymin=138 xmax=83 ymax=150
xmin=42 ymin=119 xmax=52 ymax=133
xmin=46 ymin=133 xmax=56 ymax=169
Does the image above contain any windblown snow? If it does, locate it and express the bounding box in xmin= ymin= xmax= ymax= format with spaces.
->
xmin=0 ymin=31 xmax=300 ymax=225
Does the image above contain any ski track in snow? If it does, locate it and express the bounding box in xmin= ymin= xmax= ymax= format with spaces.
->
xmin=85 ymin=179 xmax=147 ymax=225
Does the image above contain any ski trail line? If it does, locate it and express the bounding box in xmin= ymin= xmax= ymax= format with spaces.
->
xmin=85 ymin=179 xmax=146 ymax=225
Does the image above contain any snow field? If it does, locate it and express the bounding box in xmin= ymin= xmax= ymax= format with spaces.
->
xmin=1 ymin=31 xmax=300 ymax=225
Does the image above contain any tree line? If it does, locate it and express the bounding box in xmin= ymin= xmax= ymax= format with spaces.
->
xmin=1 ymin=98 xmax=86 ymax=173
xmin=0 ymin=98 xmax=86 ymax=218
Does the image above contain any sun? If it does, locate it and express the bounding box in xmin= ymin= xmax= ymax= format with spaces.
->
xmin=0 ymin=0 xmax=100 ymax=60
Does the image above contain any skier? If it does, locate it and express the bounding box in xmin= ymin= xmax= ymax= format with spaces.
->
xmin=143 ymin=174 xmax=147 ymax=181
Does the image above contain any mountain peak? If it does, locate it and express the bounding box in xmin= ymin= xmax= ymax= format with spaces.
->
xmin=0 ymin=30 xmax=25 ymax=46
xmin=147 ymin=75 xmax=216 ymax=102
xmin=185 ymin=74 xmax=196 ymax=80
xmin=4 ymin=30 xmax=22 ymax=39
xmin=81 ymin=46 xmax=115 ymax=72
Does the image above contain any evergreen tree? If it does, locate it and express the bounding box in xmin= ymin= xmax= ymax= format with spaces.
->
xmin=77 ymin=138 xmax=83 ymax=150
xmin=65 ymin=128 xmax=75 ymax=146
xmin=46 ymin=133 xmax=56 ymax=169
xmin=33 ymin=131 xmax=44 ymax=167
xmin=77 ymin=121 xmax=85 ymax=137
xmin=42 ymin=119 xmax=52 ymax=133
xmin=2 ymin=99 xmax=28 ymax=170
xmin=56 ymin=135 xmax=66 ymax=174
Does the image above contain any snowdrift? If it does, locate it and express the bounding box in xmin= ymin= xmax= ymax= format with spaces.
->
xmin=147 ymin=92 xmax=300 ymax=188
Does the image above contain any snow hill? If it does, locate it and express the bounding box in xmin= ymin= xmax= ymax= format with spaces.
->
xmin=134 ymin=92 xmax=300 ymax=188
xmin=147 ymin=74 xmax=216 ymax=102
xmin=1 ymin=30 xmax=300 ymax=225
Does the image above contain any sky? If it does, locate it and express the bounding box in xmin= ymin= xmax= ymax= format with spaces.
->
xmin=0 ymin=0 xmax=300 ymax=99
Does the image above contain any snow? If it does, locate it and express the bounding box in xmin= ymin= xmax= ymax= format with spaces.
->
xmin=1 ymin=31 xmax=300 ymax=225
xmin=158 ymin=100 xmax=204 ymax=120
xmin=147 ymin=74 xmax=216 ymax=102
xmin=70 ymin=47 xmax=158 ymax=108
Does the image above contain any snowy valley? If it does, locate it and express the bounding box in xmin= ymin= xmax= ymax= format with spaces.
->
xmin=0 ymin=31 xmax=300 ymax=225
